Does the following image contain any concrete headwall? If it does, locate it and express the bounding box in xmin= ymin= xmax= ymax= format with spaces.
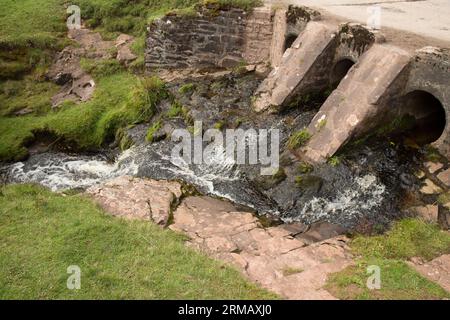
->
xmin=253 ymin=22 xmax=376 ymax=112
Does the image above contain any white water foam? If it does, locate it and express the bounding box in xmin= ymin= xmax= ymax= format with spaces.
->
xmin=282 ymin=174 xmax=386 ymax=224
xmin=5 ymin=148 xmax=139 ymax=191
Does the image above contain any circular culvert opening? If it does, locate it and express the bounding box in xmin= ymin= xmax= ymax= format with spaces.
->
xmin=330 ymin=59 xmax=355 ymax=88
xmin=399 ymin=90 xmax=446 ymax=145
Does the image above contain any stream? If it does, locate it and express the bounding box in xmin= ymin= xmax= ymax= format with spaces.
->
xmin=0 ymin=72 xmax=426 ymax=232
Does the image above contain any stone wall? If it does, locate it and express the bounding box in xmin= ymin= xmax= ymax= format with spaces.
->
xmin=145 ymin=5 xmax=274 ymax=70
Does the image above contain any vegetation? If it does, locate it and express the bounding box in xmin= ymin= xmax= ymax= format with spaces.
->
xmin=328 ymin=156 xmax=340 ymax=167
xmin=167 ymin=101 xmax=183 ymax=118
xmin=287 ymin=129 xmax=311 ymax=149
xmin=0 ymin=0 xmax=67 ymax=79
xmin=326 ymin=219 xmax=450 ymax=299
xmin=72 ymin=0 xmax=261 ymax=39
xmin=146 ymin=119 xmax=162 ymax=142
xmin=0 ymin=74 xmax=168 ymax=161
xmin=0 ymin=184 xmax=277 ymax=299
xmin=297 ymin=161 xmax=313 ymax=174
xmin=179 ymin=83 xmax=196 ymax=95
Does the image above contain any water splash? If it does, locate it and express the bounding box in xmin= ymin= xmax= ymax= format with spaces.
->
xmin=282 ymin=174 xmax=386 ymax=224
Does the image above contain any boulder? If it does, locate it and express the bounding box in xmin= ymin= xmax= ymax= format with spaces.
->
xmin=86 ymin=176 xmax=182 ymax=226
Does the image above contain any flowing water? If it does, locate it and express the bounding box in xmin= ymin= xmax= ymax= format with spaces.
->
xmin=0 ymin=134 xmax=422 ymax=230
xmin=0 ymin=73 xmax=426 ymax=231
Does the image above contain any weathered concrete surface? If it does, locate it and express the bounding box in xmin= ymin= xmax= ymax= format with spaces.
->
xmin=253 ymin=22 xmax=376 ymax=113
xmin=270 ymin=0 xmax=450 ymax=43
xmin=170 ymin=196 xmax=353 ymax=300
xmin=408 ymin=255 xmax=450 ymax=293
xmin=86 ymin=176 xmax=182 ymax=226
xmin=253 ymin=21 xmax=337 ymax=112
xmin=301 ymin=44 xmax=411 ymax=163
xmin=401 ymin=47 xmax=450 ymax=157
xmin=269 ymin=8 xmax=288 ymax=68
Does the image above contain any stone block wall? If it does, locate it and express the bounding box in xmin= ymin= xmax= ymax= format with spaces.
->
xmin=145 ymin=5 xmax=274 ymax=71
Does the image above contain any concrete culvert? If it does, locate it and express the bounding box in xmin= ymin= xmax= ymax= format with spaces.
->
xmin=399 ymin=90 xmax=446 ymax=145
xmin=330 ymin=59 xmax=355 ymax=88
xmin=284 ymin=33 xmax=298 ymax=51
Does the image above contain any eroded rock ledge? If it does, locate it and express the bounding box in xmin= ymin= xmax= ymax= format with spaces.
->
xmin=87 ymin=176 xmax=353 ymax=300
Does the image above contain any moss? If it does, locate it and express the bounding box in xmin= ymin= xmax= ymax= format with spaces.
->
xmin=317 ymin=119 xmax=327 ymax=131
xmin=213 ymin=120 xmax=226 ymax=131
xmin=298 ymin=161 xmax=313 ymax=174
xmin=328 ymin=156 xmax=341 ymax=167
xmin=287 ymin=129 xmax=311 ymax=150
xmin=179 ymin=83 xmax=196 ymax=95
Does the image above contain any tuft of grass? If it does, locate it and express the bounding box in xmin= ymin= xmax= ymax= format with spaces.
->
xmin=166 ymin=101 xmax=183 ymax=118
xmin=179 ymin=83 xmax=196 ymax=95
xmin=297 ymin=161 xmax=313 ymax=174
xmin=282 ymin=267 xmax=304 ymax=277
xmin=287 ymin=129 xmax=311 ymax=150
xmin=146 ymin=120 xmax=162 ymax=143
xmin=0 ymin=184 xmax=277 ymax=299
xmin=80 ymin=58 xmax=124 ymax=78
xmin=328 ymin=156 xmax=340 ymax=167
xmin=326 ymin=218 xmax=450 ymax=300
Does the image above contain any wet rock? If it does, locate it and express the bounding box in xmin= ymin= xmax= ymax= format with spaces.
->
xmin=295 ymin=222 xmax=347 ymax=245
xmin=408 ymin=254 xmax=450 ymax=293
xmin=86 ymin=176 xmax=182 ymax=226
xmin=410 ymin=205 xmax=439 ymax=223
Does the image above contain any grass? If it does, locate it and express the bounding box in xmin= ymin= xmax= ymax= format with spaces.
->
xmin=326 ymin=219 xmax=450 ymax=299
xmin=71 ymin=0 xmax=262 ymax=38
xmin=287 ymin=129 xmax=311 ymax=150
xmin=166 ymin=101 xmax=183 ymax=118
xmin=328 ymin=156 xmax=340 ymax=167
xmin=351 ymin=219 xmax=450 ymax=261
xmin=0 ymin=0 xmax=67 ymax=79
xmin=146 ymin=119 xmax=162 ymax=142
xmin=0 ymin=76 xmax=60 ymax=117
xmin=0 ymin=184 xmax=277 ymax=299
xmin=0 ymin=74 xmax=168 ymax=161
xmin=282 ymin=267 xmax=304 ymax=277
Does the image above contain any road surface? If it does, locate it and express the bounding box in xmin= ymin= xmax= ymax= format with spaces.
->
xmin=268 ymin=0 xmax=450 ymax=44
